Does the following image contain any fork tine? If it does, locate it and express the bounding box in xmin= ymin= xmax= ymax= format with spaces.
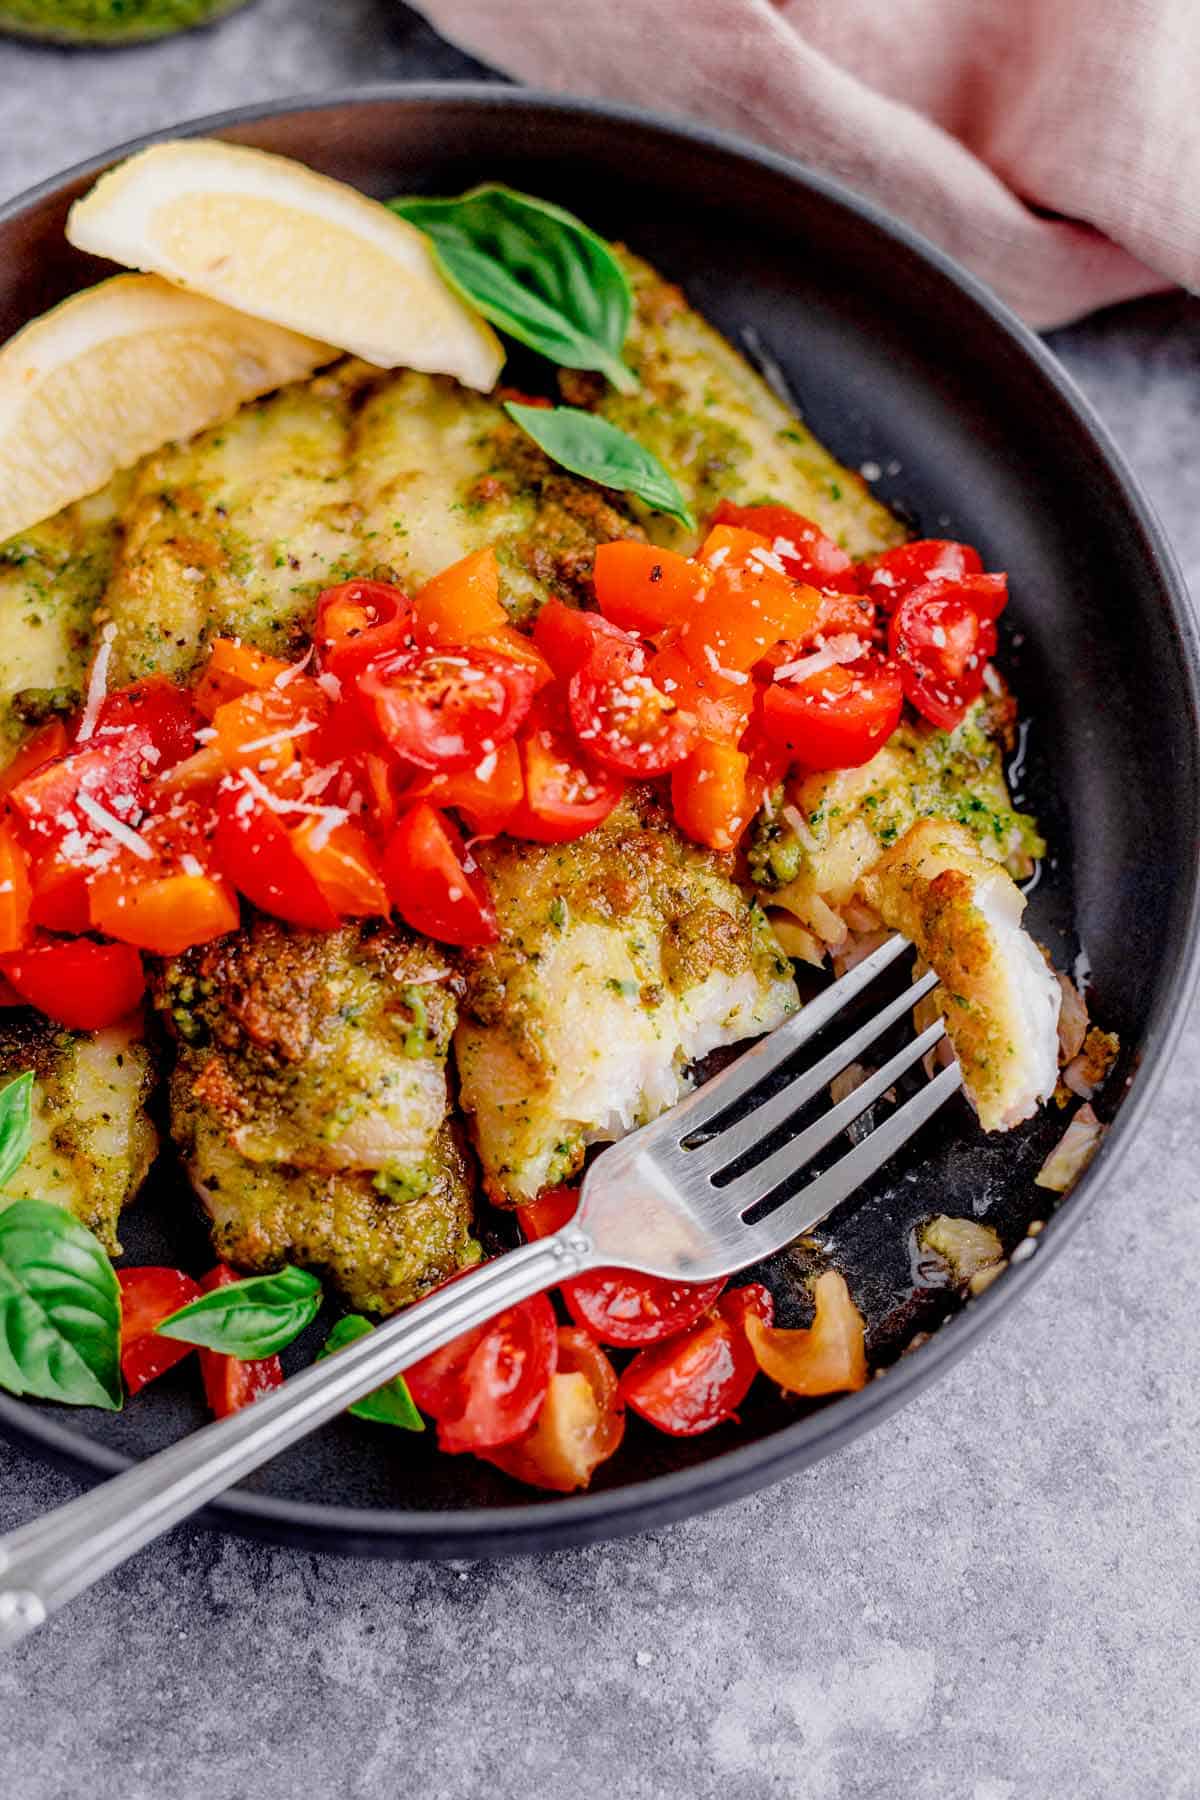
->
xmin=717 ymin=1015 xmax=948 ymax=1210
xmin=736 ymin=1061 xmax=965 ymax=1260
xmin=683 ymin=964 xmax=940 ymax=1171
xmin=660 ymin=931 xmax=912 ymax=1146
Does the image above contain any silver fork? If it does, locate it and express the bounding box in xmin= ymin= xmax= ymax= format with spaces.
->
xmin=0 ymin=932 xmax=961 ymax=1647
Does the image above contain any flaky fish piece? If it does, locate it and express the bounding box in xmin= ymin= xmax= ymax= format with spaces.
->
xmin=154 ymin=915 xmax=476 ymax=1311
xmin=857 ymin=819 xmax=1061 ymax=1131
xmin=455 ymin=789 xmax=798 ymax=1203
xmin=0 ymin=1012 xmax=157 ymax=1254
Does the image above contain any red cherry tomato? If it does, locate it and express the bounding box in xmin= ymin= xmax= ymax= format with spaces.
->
xmin=197 ymin=1266 xmax=285 ymax=1419
xmin=87 ymin=800 xmax=239 ymax=958
xmin=506 ymin=693 xmax=625 ymax=844
xmin=406 ymin=1290 xmax=558 ymax=1453
xmin=889 ymin=583 xmax=999 ymax=731
xmin=28 ymin=852 xmax=91 ymax=936
xmin=358 ymin=646 xmax=536 ymax=772
xmin=532 ymin=599 xmax=630 ymax=681
xmin=315 ymin=580 xmax=416 ymax=678
xmin=7 ymin=737 xmax=152 ymax=856
xmin=568 ymin=635 xmax=696 ymax=777
xmin=516 ymin=1185 xmax=580 ymax=1240
xmin=0 ymin=721 xmax=69 ymax=797
xmin=711 ymin=500 xmax=859 ymax=591
xmin=592 ymin=541 xmax=709 ymax=636
xmin=760 ymin=651 xmax=904 ymax=769
xmin=382 ymin=803 xmax=498 ymax=946
xmin=0 ymin=938 xmax=145 ymax=1030
xmin=482 ymin=1326 xmax=625 ymax=1492
xmin=859 ymin=539 xmax=984 ymax=611
xmin=117 ymin=1266 xmax=202 ymax=1396
xmin=618 ymin=1283 xmax=773 ymax=1436
xmin=92 ymin=677 xmax=200 ymax=772
xmin=213 ymin=784 xmax=340 ymax=930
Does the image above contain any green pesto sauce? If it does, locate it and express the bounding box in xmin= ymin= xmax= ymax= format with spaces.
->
xmin=0 ymin=0 xmax=250 ymax=43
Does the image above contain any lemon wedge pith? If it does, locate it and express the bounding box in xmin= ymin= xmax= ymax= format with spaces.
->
xmin=0 ymin=273 xmax=334 ymax=545
xmin=66 ymin=138 xmax=504 ymax=392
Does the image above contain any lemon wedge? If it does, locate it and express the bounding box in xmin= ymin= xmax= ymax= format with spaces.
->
xmin=66 ymin=138 xmax=504 ymax=392
xmin=0 ymin=273 xmax=335 ymax=544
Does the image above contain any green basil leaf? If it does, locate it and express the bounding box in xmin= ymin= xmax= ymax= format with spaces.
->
xmin=504 ymin=403 xmax=695 ymax=528
xmin=0 ymin=1070 xmax=34 ymax=1187
xmin=156 ymin=1266 xmax=322 ymax=1358
xmin=391 ymin=185 xmax=638 ymax=393
xmin=0 ymin=1199 xmax=121 ymax=1409
xmin=317 ymin=1314 xmax=424 ymax=1432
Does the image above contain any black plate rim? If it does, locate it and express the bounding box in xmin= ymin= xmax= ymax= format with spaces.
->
xmin=1 ymin=82 xmax=1197 ymax=1557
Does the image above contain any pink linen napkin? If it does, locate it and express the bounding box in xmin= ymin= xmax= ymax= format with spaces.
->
xmin=414 ymin=0 xmax=1200 ymax=327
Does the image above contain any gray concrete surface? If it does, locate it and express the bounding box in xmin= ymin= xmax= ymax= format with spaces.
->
xmin=1 ymin=4 xmax=1198 ymax=1795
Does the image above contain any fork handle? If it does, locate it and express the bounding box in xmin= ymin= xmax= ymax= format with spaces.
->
xmin=0 ymin=1226 xmax=594 ymax=1649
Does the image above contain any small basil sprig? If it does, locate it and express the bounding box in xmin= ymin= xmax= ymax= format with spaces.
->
xmin=0 ymin=1199 xmax=122 ymax=1410
xmin=0 ymin=1070 xmax=34 ymax=1187
xmin=156 ymin=1266 xmax=322 ymax=1359
xmin=391 ymin=184 xmax=637 ymax=393
xmin=504 ymin=403 xmax=695 ymax=529
xmin=317 ymin=1314 xmax=424 ymax=1431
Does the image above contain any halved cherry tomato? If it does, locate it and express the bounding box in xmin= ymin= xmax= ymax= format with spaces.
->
xmin=290 ymin=817 xmax=388 ymax=918
xmin=506 ymin=693 xmax=625 ymax=843
xmin=649 ymin=640 xmax=756 ymax=745
xmin=483 ymin=1327 xmax=624 ymax=1491
xmin=0 ymin=938 xmax=144 ymax=1029
xmin=859 ymin=539 xmax=984 ymax=611
xmin=411 ymin=548 xmax=508 ymax=644
xmin=744 ymin=1269 xmax=868 ymax=1395
xmin=671 ymin=740 xmax=751 ymax=851
xmin=471 ymin=624 xmax=555 ymax=691
xmin=213 ymin=784 xmax=339 ymax=930
xmin=888 ymin=584 xmax=998 ymax=731
xmin=568 ymin=636 xmax=696 ymax=777
xmin=681 ymin=533 xmax=823 ymax=681
xmin=619 ymin=1283 xmax=773 ymax=1436
xmin=563 ymin=1268 xmax=726 ymax=1348
xmin=382 ymin=803 xmax=498 ymax=946
xmin=406 ymin=1290 xmax=558 ymax=1453
xmin=315 ymin=580 xmax=416 ymax=679
xmin=532 ymin=599 xmax=629 ymax=682
xmin=516 ymin=1185 xmax=579 ymax=1240
xmin=406 ymin=737 xmax=524 ymax=836
xmin=7 ymin=736 xmax=152 ymax=855
xmin=193 ymin=638 xmax=324 ymax=720
xmin=117 ymin=1266 xmax=202 ymax=1396
xmin=211 ymin=687 xmax=323 ymax=780
xmin=761 ymin=651 xmax=903 ymax=769
xmin=0 ymin=721 xmax=69 ymax=797
xmin=197 ymin=1265 xmax=285 ymax=1419
xmin=592 ymin=541 xmax=709 ymax=635
xmin=0 ymin=822 xmax=32 ymax=954
xmin=712 ymin=500 xmax=859 ymax=592
xmin=92 ymin=677 xmax=200 ymax=772
xmin=359 ymin=647 xmax=536 ymax=772
xmin=88 ymin=801 xmax=239 ymax=957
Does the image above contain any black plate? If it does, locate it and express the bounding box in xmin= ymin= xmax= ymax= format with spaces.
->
xmin=1 ymin=87 xmax=1197 ymax=1559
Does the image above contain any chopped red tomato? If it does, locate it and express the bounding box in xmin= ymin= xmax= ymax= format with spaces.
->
xmin=888 ymin=583 xmax=998 ymax=731
xmin=649 ymin=640 xmax=756 ymax=745
xmin=411 ymin=547 xmax=508 ymax=644
xmin=406 ymin=1290 xmax=558 ymax=1453
xmin=671 ymin=740 xmax=751 ymax=851
xmin=0 ymin=937 xmax=144 ymax=1029
xmin=359 ymin=646 xmax=536 ymax=772
xmin=568 ymin=635 xmax=696 ymax=777
xmin=211 ymin=686 xmax=324 ymax=782
xmin=88 ymin=801 xmax=239 ymax=957
xmin=744 ymin=1269 xmax=868 ymax=1395
xmin=506 ymin=693 xmax=625 ymax=843
xmin=0 ymin=822 xmax=31 ymax=955
xmin=193 ymin=638 xmax=323 ymax=720
xmin=483 ymin=1326 xmax=624 ymax=1491
xmin=382 ymin=803 xmax=498 ymax=946
xmin=406 ymin=737 xmax=524 ymax=836
xmin=92 ymin=677 xmax=199 ymax=772
xmin=213 ymin=784 xmax=339 ymax=930
xmin=7 ymin=736 xmax=151 ymax=856
xmin=316 ymin=580 xmax=416 ymax=678
xmin=532 ymin=599 xmax=629 ymax=682
xmin=290 ymin=816 xmax=388 ymax=918
xmin=592 ymin=541 xmax=709 ymax=635
xmin=859 ymin=539 xmax=984 ymax=610
xmin=712 ymin=500 xmax=859 ymax=591
xmin=470 ymin=624 xmax=556 ymax=691
xmin=197 ymin=1265 xmax=285 ymax=1419
xmin=0 ymin=721 xmax=69 ymax=797
xmin=117 ymin=1266 xmax=202 ymax=1396
xmin=563 ymin=1267 xmax=726 ymax=1348
xmin=28 ymin=852 xmax=91 ymax=935
xmin=761 ymin=651 xmax=903 ymax=769
xmin=619 ymin=1283 xmax=773 ymax=1436
xmin=516 ymin=1185 xmax=579 ymax=1239
xmin=682 ymin=529 xmax=823 ymax=679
